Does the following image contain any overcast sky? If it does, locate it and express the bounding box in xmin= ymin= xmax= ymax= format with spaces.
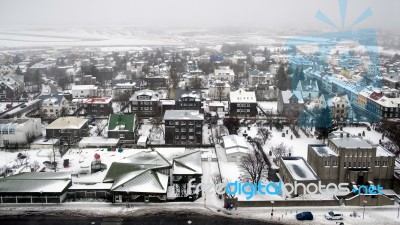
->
xmin=0 ymin=0 xmax=398 ymax=31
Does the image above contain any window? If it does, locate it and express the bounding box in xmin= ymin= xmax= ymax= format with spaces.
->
xmin=181 ymin=128 xmax=186 ymax=132
xmin=363 ymin=162 xmax=366 ymax=167
xmin=358 ymin=162 xmax=361 ymax=167
xmin=383 ymin=161 xmax=388 ymax=166
xmin=324 ymin=161 xmax=329 ymax=166
xmin=181 ymin=135 xmax=186 ymax=139
xmin=119 ymin=134 xmax=125 ymax=138
xmin=175 ymin=128 xmax=179 ymax=132
xmin=353 ymin=162 xmax=356 ymax=167
xmin=333 ymin=161 xmax=337 ymax=166
xmin=175 ymin=121 xmax=179 ymax=125
xmin=344 ymin=162 xmax=346 ymax=167
xmin=189 ymin=135 xmax=194 ymax=139
xmin=189 ymin=128 xmax=194 ymax=132
xmin=169 ymin=121 xmax=174 ymax=125
xmin=175 ymin=135 xmax=179 ymax=139
xmin=368 ymin=162 xmax=371 ymax=167
xmin=181 ymin=121 xmax=186 ymax=125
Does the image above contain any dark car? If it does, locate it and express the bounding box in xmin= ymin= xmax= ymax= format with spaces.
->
xmin=296 ymin=211 xmax=313 ymax=220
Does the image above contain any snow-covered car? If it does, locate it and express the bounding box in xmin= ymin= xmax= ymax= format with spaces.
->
xmin=325 ymin=211 xmax=343 ymax=220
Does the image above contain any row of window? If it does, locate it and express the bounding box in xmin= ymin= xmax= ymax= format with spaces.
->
xmin=343 ymin=161 xmax=388 ymax=168
xmin=237 ymin=109 xmax=250 ymax=112
xmin=132 ymin=107 xmax=152 ymax=111
xmin=175 ymin=135 xmax=196 ymax=140
xmin=168 ymin=121 xmax=201 ymax=126
xmin=324 ymin=161 xmax=338 ymax=166
xmin=175 ymin=128 xmax=195 ymax=132
xmin=237 ymin=103 xmax=251 ymax=107
xmin=180 ymin=103 xmax=197 ymax=107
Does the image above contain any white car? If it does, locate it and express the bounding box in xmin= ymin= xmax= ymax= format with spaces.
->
xmin=325 ymin=211 xmax=343 ymax=220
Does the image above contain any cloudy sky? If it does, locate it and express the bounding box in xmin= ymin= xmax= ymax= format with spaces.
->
xmin=0 ymin=0 xmax=398 ymax=31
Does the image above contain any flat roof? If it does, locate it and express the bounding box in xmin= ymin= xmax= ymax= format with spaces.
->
xmin=282 ymin=157 xmax=318 ymax=181
xmin=163 ymin=110 xmax=204 ymax=120
xmin=310 ymin=145 xmax=338 ymax=157
xmin=330 ymin=137 xmax=372 ymax=149
xmin=47 ymin=117 xmax=88 ymax=130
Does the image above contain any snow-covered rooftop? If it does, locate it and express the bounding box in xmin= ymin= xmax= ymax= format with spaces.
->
xmin=46 ymin=117 xmax=88 ymax=129
xmin=229 ymin=89 xmax=256 ymax=103
xmin=281 ymin=157 xmax=318 ymax=181
xmin=163 ymin=110 xmax=204 ymax=121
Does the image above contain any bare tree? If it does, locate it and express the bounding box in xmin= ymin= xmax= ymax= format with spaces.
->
xmin=257 ymin=127 xmax=270 ymax=145
xmin=270 ymin=142 xmax=293 ymax=166
xmin=238 ymin=150 xmax=269 ymax=188
xmin=190 ymin=75 xmax=203 ymax=89
xmin=150 ymin=116 xmax=164 ymax=137
xmin=94 ymin=120 xmax=107 ymax=136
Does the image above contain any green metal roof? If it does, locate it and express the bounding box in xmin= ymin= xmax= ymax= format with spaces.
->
xmin=108 ymin=114 xmax=136 ymax=132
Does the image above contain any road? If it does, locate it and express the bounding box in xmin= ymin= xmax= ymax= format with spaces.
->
xmin=0 ymin=212 xmax=281 ymax=225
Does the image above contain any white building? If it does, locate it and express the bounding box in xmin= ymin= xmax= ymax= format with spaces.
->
xmin=41 ymin=94 xmax=69 ymax=119
xmin=213 ymin=66 xmax=235 ymax=83
xmin=0 ymin=118 xmax=42 ymax=147
xmin=208 ymin=80 xmax=230 ymax=100
xmin=71 ymin=85 xmax=98 ymax=98
xmin=222 ymin=135 xmax=251 ymax=162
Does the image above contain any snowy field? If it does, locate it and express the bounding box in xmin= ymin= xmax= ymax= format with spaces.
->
xmin=258 ymin=101 xmax=278 ymax=114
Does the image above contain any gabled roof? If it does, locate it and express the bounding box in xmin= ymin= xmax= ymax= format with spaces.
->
xmin=172 ymin=151 xmax=202 ymax=175
xmin=222 ymin=135 xmax=250 ymax=155
xmin=0 ymin=172 xmax=71 ymax=193
xmin=108 ymin=114 xmax=136 ymax=132
xmin=111 ymin=169 xmax=169 ymax=194
xmin=280 ymin=90 xmax=304 ymax=104
xmin=229 ymin=89 xmax=257 ymax=103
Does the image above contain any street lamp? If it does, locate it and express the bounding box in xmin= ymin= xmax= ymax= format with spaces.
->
xmin=363 ymin=200 xmax=367 ymax=219
xmin=271 ymin=201 xmax=274 ymax=218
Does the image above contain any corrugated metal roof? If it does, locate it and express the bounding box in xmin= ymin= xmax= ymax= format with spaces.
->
xmin=4 ymin=172 xmax=71 ymax=180
xmin=111 ymin=170 xmax=168 ymax=194
xmin=0 ymin=179 xmax=71 ymax=193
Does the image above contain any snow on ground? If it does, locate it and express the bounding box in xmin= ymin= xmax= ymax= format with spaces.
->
xmin=237 ymin=125 xmax=322 ymax=160
xmin=342 ymin=126 xmax=383 ymax=145
xmin=198 ymin=161 xmax=224 ymax=208
xmin=257 ymin=101 xmax=278 ymax=114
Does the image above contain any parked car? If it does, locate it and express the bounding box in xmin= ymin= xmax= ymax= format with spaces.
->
xmin=325 ymin=211 xmax=343 ymax=220
xmin=296 ymin=211 xmax=313 ymax=220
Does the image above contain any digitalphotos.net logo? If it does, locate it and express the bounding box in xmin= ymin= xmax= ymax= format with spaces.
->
xmin=189 ymin=179 xmax=384 ymax=200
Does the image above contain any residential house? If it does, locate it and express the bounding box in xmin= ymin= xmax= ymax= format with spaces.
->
xmin=107 ymin=114 xmax=137 ymax=143
xmin=296 ymin=79 xmax=319 ymax=101
xmin=40 ymin=93 xmax=70 ymax=119
xmin=82 ymin=97 xmax=113 ymax=117
xmin=175 ymin=89 xmax=202 ymax=111
xmin=46 ymin=117 xmax=89 ymax=145
xmin=164 ymin=110 xmax=203 ymax=145
xmin=71 ymin=85 xmax=98 ymax=98
xmin=318 ymin=94 xmax=351 ymax=121
xmin=213 ymin=66 xmax=235 ymax=83
xmin=130 ymin=89 xmax=160 ymax=117
xmin=0 ymin=118 xmax=42 ymax=148
xmin=277 ymin=90 xmax=304 ymax=116
xmin=0 ymin=74 xmax=24 ymax=100
xmin=229 ymin=89 xmax=257 ymax=117
xmin=255 ymin=84 xmax=278 ymax=101
xmin=248 ymin=69 xmax=274 ymax=86
xmin=208 ymin=80 xmax=230 ymax=101
xmin=75 ymin=75 xmax=97 ymax=85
